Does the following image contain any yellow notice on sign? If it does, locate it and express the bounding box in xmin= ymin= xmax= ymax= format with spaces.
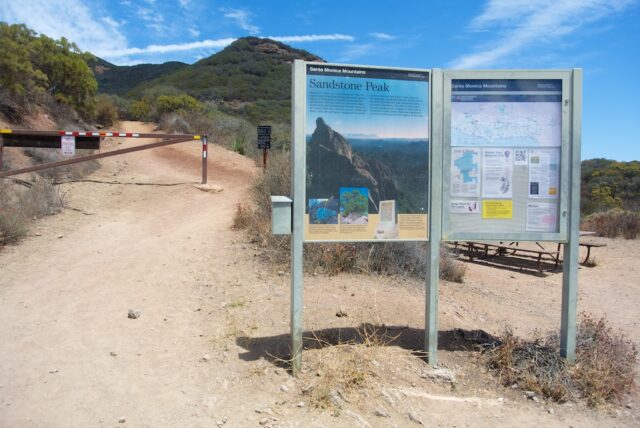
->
xmin=482 ymin=200 xmax=513 ymax=219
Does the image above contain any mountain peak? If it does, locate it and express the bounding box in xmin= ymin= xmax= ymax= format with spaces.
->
xmin=196 ymin=36 xmax=324 ymax=66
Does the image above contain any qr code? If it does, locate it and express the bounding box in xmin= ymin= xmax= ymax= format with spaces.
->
xmin=515 ymin=149 xmax=527 ymax=163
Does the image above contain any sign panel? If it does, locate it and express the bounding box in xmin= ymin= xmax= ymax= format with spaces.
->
xmin=301 ymin=63 xmax=430 ymax=242
xmin=443 ymin=73 xmax=569 ymax=241
xmin=257 ymin=125 xmax=271 ymax=149
xmin=61 ymin=135 xmax=76 ymax=156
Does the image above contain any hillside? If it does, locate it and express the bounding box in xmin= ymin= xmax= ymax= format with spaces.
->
xmin=96 ymin=37 xmax=323 ymax=123
xmin=581 ymin=158 xmax=640 ymax=214
xmin=91 ymin=57 xmax=187 ymax=96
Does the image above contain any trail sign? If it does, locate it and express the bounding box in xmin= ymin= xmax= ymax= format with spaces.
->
xmin=283 ymin=60 xmax=582 ymax=374
xmin=257 ymin=125 xmax=272 ymax=149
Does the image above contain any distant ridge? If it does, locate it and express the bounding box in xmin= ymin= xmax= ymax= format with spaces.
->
xmin=91 ymin=37 xmax=324 ymax=122
xmin=90 ymin=57 xmax=188 ymax=96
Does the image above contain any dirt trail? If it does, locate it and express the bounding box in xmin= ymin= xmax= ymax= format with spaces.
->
xmin=1 ymin=122 xmax=638 ymax=427
xmin=0 ymin=122 xmax=262 ymax=427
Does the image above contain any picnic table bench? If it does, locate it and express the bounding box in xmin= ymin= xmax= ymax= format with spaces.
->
xmin=577 ymin=238 xmax=607 ymax=264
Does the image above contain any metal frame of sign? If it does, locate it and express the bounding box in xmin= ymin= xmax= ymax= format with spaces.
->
xmin=289 ymin=61 xmax=582 ymax=372
xmin=441 ymin=70 xmax=574 ymax=242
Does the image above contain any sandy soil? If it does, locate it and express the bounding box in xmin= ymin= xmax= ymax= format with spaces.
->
xmin=1 ymin=121 xmax=638 ymax=427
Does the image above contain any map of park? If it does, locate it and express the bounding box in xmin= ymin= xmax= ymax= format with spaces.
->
xmin=451 ymin=102 xmax=561 ymax=147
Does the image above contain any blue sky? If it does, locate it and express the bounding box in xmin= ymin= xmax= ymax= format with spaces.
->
xmin=1 ymin=0 xmax=639 ymax=160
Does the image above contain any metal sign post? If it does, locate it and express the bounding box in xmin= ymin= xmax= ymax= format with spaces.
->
xmin=202 ymin=135 xmax=208 ymax=184
xmin=560 ymin=69 xmax=583 ymax=361
xmin=291 ymin=62 xmax=306 ymax=374
xmin=426 ymin=69 xmax=443 ymax=365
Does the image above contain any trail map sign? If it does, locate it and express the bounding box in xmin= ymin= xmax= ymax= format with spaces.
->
xmin=301 ymin=63 xmax=430 ymax=242
xmin=442 ymin=72 xmax=572 ymax=241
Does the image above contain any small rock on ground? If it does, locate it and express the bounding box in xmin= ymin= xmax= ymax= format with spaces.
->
xmin=194 ymin=184 xmax=224 ymax=193
xmin=374 ymin=407 xmax=390 ymax=417
xmin=127 ymin=309 xmax=141 ymax=319
xmin=421 ymin=367 xmax=455 ymax=383
xmin=407 ymin=411 xmax=423 ymax=425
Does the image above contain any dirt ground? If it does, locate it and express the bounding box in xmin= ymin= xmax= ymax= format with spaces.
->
xmin=1 ymin=121 xmax=638 ymax=427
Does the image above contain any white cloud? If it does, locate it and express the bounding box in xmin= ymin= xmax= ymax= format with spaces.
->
xmin=336 ymin=44 xmax=375 ymax=62
xmin=101 ymin=34 xmax=355 ymax=64
xmin=369 ymin=32 xmax=395 ymax=40
xmin=188 ymin=27 xmax=200 ymax=38
xmin=105 ymin=38 xmax=238 ymax=57
xmin=222 ymin=8 xmax=260 ymax=35
xmin=101 ymin=16 xmax=124 ymax=29
xmin=178 ymin=0 xmax=190 ymax=7
xmin=450 ymin=0 xmax=635 ymax=68
xmin=0 ymin=0 xmax=129 ymax=57
xmin=136 ymin=6 xmax=167 ymax=33
xmin=269 ymin=34 xmax=355 ymax=43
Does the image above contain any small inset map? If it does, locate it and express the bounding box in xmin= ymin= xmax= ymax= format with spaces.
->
xmin=451 ymin=148 xmax=480 ymax=197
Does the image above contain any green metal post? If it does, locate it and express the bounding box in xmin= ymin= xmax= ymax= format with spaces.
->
xmin=426 ymin=69 xmax=443 ymax=365
xmin=290 ymin=60 xmax=306 ymax=374
xmin=560 ymin=69 xmax=582 ymax=362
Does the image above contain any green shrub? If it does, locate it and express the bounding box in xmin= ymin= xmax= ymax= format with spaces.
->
xmin=94 ymin=94 xmax=118 ymax=127
xmin=156 ymin=94 xmax=201 ymax=116
xmin=129 ymin=98 xmax=152 ymax=121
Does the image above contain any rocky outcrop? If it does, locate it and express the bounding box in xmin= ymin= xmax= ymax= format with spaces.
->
xmin=306 ymin=117 xmax=400 ymax=213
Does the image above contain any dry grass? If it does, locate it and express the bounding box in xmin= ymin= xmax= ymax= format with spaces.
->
xmin=231 ymin=203 xmax=252 ymax=230
xmin=231 ymin=151 xmax=466 ymax=281
xmin=0 ymin=178 xmax=66 ymax=244
xmin=582 ymin=209 xmax=640 ymax=239
xmin=484 ymin=313 xmax=637 ymax=407
xmin=440 ymin=246 xmax=467 ymax=283
xmin=298 ymin=324 xmax=393 ymax=413
xmin=23 ymin=148 xmax=100 ymax=181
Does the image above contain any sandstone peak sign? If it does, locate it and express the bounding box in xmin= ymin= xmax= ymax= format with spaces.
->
xmin=301 ymin=63 xmax=431 ymax=242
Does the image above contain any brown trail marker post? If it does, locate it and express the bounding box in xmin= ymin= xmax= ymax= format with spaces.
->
xmin=257 ymin=125 xmax=271 ymax=169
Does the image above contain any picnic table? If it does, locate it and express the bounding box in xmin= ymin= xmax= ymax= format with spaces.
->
xmin=451 ymin=231 xmax=606 ymax=272
xmin=452 ymin=241 xmax=560 ymax=272
xmin=554 ymin=231 xmax=607 ymax=264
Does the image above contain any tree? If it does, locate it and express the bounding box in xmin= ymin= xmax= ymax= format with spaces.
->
xmin=341 ymin=189 xmax=368 ymax=217
xmin=0 ymin=22 xmax=97 ymax=118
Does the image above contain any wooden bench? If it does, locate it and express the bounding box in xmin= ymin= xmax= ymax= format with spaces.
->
xmin=452 ymin=241 xmax=560 ymax=272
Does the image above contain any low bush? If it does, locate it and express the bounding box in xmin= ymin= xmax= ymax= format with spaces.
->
xmin=484 ymin=313 xmax=637 ymax=407
xmin=440 ymin=246 xmax=467 ymax=283
xmin=94 ymin=94 xmax=118 ymax=127
xmin=582 ymin=208 xmax=640 ymax=239
xmin=0 ymin=178 xmax=65 ymax=244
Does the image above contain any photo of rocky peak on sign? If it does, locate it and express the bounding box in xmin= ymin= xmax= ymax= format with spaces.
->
xmin=306 ymin=117 xmax=429 ymax=216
